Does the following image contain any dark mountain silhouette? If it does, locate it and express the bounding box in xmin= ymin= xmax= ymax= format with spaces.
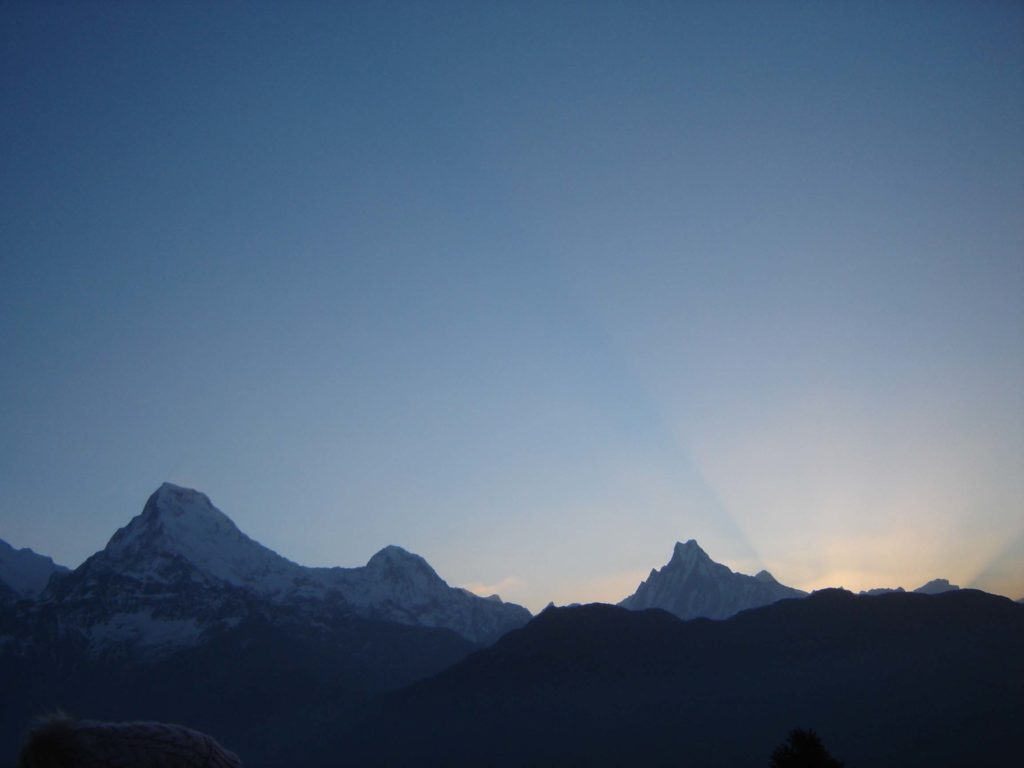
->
xmin=0 ymin=539 xmax=68 ymax=599
xmin=334 ymin=589 xmax=1024 ymax=767
xmin=4 ymin=488 xmax=1019 ymax=766
xmin=858 ymin=586 xmax=904 ymax=595
xmin=913 ymin=577 xmax=960 ymax=594
xmin=0 ymin=579 xmax=16 ymax=605
xmin=0 ymin=601 xmax=476 ymax=768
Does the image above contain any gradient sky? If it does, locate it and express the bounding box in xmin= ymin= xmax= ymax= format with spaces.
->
xmin=2 ymin=1 xmax=1022 ymax=612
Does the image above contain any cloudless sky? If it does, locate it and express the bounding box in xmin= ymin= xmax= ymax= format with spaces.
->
xmin=2 ymin=1 xmax=1022 ymax=611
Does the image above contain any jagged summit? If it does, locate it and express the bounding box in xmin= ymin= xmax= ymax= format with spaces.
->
xmin=671 ymin=539 xmax=710 ymax=563
xmin=620 ymin=539 xmax=806 ymax=620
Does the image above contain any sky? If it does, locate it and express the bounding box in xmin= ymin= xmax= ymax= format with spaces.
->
xmin=2 ymin=1 xmax=1022 ymax=613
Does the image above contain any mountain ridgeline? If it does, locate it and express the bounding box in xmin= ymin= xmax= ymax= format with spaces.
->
xmin=44 ymin=483 xmax=530 ymax=648
xmin=335 ymin=589 xmax=1024 ymax=767
xmin=0 ymin=484 xmax=530 ymax=767
xmin=1 ymin=483 xmax=1019 ymax=767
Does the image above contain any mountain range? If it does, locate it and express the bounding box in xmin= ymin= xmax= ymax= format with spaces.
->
xmin=1 ymin=483 xmax=972 ymax=632
xmin=1 ymin=483 xmax=531 ymax=766
xmin=1 ymin=482 xmax=1016 ymax=766
xmin=29 ymin=482 xmax=530 ymax=651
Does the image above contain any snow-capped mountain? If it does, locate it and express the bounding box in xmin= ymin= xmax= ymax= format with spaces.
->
xmin=316 ymin=544 xmax=531 ymax=643
xmin=71 ymin=483 xmax=322 ymax=599
xmin=619 ymin=540 xmax=806 ymax=620
xmin=913 ymin=578 xmax=960 ymax=595
xmin=0 ymin=538 xmax=68 ymax=599
xmin=35 ymin=483 xmax=529 ymax=652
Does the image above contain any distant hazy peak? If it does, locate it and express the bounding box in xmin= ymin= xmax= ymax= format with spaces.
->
xmin=859 ymin=587 xmax=906 ymax=596
xmin=0 ymin=538 xmax=69 ymax=598
xmin=914 ymin=578 xmax=960 ymax=595
xmin=754 ymin=570 xmax=779 ymax=584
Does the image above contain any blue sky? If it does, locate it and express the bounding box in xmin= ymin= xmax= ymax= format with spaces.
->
xmin=2 ymin=1 xmax=1022 ymax=611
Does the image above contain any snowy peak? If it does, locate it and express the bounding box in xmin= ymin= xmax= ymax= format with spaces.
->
xmin=366 ymin=545 xmax=439 ymax=579
xmin=108 ymin=483 xmax=243 ymax=552
xmin=147 ymin=482 xmax=235 ymax=527
xmin=323 ymin=543 xmax=531 ymax=642
xmin=95 ymin=482 xmax=302 ymax=594
xmin=0 ymin=539 xmax=69 ymax=598
xmin=620 ymin=540 xmax=806 ymax=620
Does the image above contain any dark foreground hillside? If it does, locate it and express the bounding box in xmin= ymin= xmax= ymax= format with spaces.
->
xmin=0 ymin=609 xmax=475 ymax=768
xmin=331 ymin=589 xmax=1024 ymax=767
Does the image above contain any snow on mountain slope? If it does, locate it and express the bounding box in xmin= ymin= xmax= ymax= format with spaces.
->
xmin=619 ymin=540 xmax=806 ymax=620
xmin=39 ymin=483 xmax=529 ymax=649
xmin=319 ymin=545 xmax=530 ymax=643
xmin=0 ymin=538 xmax=68 ymax=598
xmin=94 ymin=483 xmax=313 ymax=597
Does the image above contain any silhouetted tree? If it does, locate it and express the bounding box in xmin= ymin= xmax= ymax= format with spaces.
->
xmin=770 ymin=728 xmax=843 ymax=767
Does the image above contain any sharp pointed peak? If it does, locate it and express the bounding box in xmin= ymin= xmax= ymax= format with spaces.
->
xmin=106 ymin=483 xmax=243 ymax=557
xmin=671 ymin=539 xmax=710 ymax=562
